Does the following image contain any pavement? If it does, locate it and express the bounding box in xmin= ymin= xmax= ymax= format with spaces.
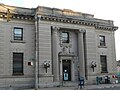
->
xmin=23 ymin=83 xmax=120 ymax=90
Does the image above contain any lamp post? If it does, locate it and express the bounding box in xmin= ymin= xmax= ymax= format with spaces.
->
xmin=91 ymin=61 xmax=97 ymax=72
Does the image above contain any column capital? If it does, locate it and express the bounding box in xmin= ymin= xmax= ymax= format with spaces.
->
xmin=52 ymin=26 xmax=60 ymax=31
xmin=78 ymin=29 xmax=86 ymax=33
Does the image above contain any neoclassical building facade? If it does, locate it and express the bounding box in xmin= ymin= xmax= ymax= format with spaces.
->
xmin=0 ymin=4 xmax=118 ymax=88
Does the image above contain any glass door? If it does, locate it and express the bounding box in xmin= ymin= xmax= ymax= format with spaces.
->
xmin=62 ymin=60 xmax=71 ymax=81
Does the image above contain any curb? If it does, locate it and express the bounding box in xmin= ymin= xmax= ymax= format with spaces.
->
xmin=86 ymin=84 xmax=120 ymax=90
xmin=22 ymin=84 xmax=120 ymax=90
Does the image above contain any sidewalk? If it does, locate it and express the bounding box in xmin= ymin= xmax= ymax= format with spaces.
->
xmin=84 ymin=83 xmax=120 ymax=89
xmin=23 ymin=84 xmax=120 ymax=90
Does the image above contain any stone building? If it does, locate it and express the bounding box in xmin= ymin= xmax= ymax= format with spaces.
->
xmin=0 ymin=4 xmax=118 ymax=88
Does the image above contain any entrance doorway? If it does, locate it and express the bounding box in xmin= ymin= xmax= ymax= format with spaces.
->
xmin=62 ymin=60 xmax=71 ymax=81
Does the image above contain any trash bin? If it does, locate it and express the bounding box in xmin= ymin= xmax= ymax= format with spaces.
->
xmin=116 ymin=73 xmax=120 ymax=83
xmin=96 ymin=76 xmax=99 ymax=85
xmin=108 ymin=76 xmax=111 ymax=84
xmin=104 ymin=76 xmax=110 ymax=84
xmin=99 ymin=77 xmax=103 ymax=84
xmin=96 ymin=76 xmax=102 ymax=85
xmin=104 ymin=76 xmax=108 ymax=84
xmin=118 ymin=77 xmax=120 ymax=83
xmin=79 ymin=76 xmax=84 ymax=89
xmin=96 ymin=77 xmax=99 ymax=85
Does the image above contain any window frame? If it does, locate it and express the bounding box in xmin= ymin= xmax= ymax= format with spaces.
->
xmin=13 ymin=27 xmax=23 ymax=41
xmin=100 ymin=55 xmax=108 ymax=73
xmin=62 ymin=32 xmax=69 ymax=43
xmin=99 ymin=35 xmax=106 ymax=46
xmin=13 ymin=52 xmax=24 ymax=75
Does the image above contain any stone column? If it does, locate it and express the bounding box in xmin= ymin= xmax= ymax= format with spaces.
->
xmin=78 ymin=29 xmax=85 ymax=77
xmin=35 ymin=16 xmax=39 ymax=90
xmin=52 ymin=26 xmax=59 ymax=82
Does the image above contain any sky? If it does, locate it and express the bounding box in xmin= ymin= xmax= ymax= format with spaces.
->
xmin=0 ymin=0 xmax=120 ymax=60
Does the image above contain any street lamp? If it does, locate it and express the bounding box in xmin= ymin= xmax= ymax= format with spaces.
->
xmin=91 ymin=61 xmax=97 ymax=72
xmin=43 ymin=61 xmax=50 ymax=73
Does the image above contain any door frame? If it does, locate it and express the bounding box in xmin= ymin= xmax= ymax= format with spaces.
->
xmin=59 ymin=56 xmax=75 ymax=82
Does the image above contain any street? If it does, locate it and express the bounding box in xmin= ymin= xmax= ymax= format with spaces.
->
xmin=88 ymin=87 xmax=120 ymax=90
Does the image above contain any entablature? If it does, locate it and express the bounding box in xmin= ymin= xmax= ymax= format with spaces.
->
xmin=0 ymin=4 xmax=118 ymax=31
xmin=0 ymin=12 xmax=34 ymax=21
xmin=0 ymin=3 xmax=35 ymax=21
xmin=40 ymin=15 xmax=118 ymax=31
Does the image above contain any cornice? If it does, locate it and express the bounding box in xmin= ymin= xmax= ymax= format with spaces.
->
xmin=95 ymin=24 xmax=118 ymax=31
xmin=41 ymin=15 xmax=96 ymax=26
xmin=0 ymin=12 xmax=34 ymax=21
xmin=0 ymin=4 xmax=118 ymax=31
xmin=40 ymin=15 xmax=118 ymax=31
xmin=0 ymin=11 xmax=118 ymax=31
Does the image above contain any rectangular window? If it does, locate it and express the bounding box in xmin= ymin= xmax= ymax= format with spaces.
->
xmin=13 ymin=53 xmax=23 ymax=75
xmin=62 ymin=32 xmax=69 ymax=43
xmin=14 ymin=27 xmax=23 ymax=40
xmin=99 ymin=35 xmax=105 ymax=46
xmin=100 ymin=55 xmax=108 ymax=73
